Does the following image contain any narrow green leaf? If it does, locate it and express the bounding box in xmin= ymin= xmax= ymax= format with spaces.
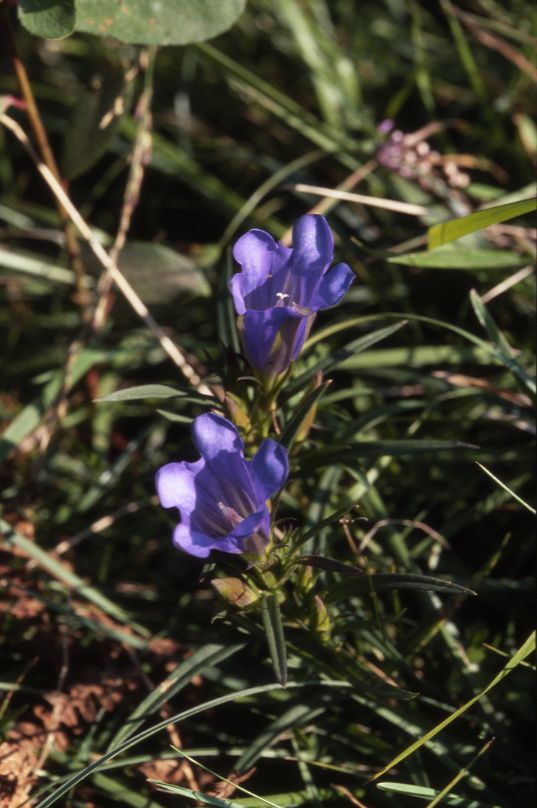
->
xmin=261 ymin=595 xmax=288 ymax=687
xmin=34 ymin=680 xmax=350 ymax=807
xmin=298 ymin=440 xmax=476 ymax=467
xmin=0 ymin=247 xmax=77 ymax=285
xmin=159 ymin=746 xmax=283 ymax=807
xmin=294 ymin=555 xmax=364 ymax=576
xmin=155 ymin=409 xmax=193 ymax=423
xmin=147 ymin=782 xmax=241 ymax=807
xmin=0 ymin=520 xmax=149 ymax=637
xmin=95 ymin=384 xmax=193 ymax=403
xmin=296 ymin=502 xmax=361 ymax=549
xmin=217 ymin=249 xmax=242 ymax=354
xmin=428 ymin=197 xmax=536 ymax=249
xmin=279 ymin=381 xmax=331 ymax=450
xmin=108 ymin=642 xmax=246 ymax=749
xmin=376 ymin=782 xmax=498 ymax=807
xmin=470 ymin=289 xmax=536 ymax=395
xmin=326 ymin=573 xmax=475 ymax=604
xmin=0 ymin=349 xmax=106 ymax=463
xmin=233 ymin=788 xmax=338 ymax=808
xmin=236 ymin=701 xmax=328 ymax=774
xmin=370 ymin=632 xmax=535 ymax=782
xmin=389 ymin=245 xmax=527 ymax=270
xmin=90 ymin=772 xmax=167 ymax=807
xmin=288 ymin=321 xmax=407 ymax=395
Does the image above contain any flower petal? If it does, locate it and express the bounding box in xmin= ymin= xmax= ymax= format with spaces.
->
xmin=231 ymin=230 xmax=290 ymax=314
xmin=282 ymin=214 xmax=334 ymax=307
xmin=242 ymin=306 xmax=305 ymax=375
xmin=173 ymin=524 xmax=243 ymax=558
xmin=291 ymin=214 xmax=334 ymax=272
xmin=155 ymin=460 xmax=202 ymax=510
xmin=192 ymin=412 xmax=244 ymax=461
xmin=252 ymin=439 xmax=289 ymax=501
xmin=312 ymin=262 xmax=354 ymax=310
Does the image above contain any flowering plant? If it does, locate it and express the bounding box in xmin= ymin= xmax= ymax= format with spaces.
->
xmin=230 ymin=214 xmax=354 ymax=386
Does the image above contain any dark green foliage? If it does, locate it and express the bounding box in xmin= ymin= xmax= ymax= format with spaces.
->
xmin=0 ymin=1 xmax=535 ymax=807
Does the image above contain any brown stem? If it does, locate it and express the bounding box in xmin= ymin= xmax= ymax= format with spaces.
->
xmin=1 ymin=8 xmax=92 ymax=319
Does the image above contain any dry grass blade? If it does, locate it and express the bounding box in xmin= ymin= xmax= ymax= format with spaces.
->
xmin=0 ymin=113 xmax=213 ymax=397
xmin=286 ymin=183 xmax=428 ymax=216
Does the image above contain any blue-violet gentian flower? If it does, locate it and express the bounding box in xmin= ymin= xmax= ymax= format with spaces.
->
xmin=230 ymin=214 xmax=354 ymax=382
xmin=156 ymin=412 xmax=289 ymax=559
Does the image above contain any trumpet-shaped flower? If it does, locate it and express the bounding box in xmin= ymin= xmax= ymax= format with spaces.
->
xmin=156 ymin=413 xmax=288 ymax=559
xmin=230 ymin=214 xmax=354 ymax=382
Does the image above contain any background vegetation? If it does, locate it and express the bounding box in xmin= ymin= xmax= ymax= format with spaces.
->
xmin=0 ymin=1 xmax=535 ymax=806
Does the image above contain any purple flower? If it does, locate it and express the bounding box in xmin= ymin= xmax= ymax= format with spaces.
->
xmin=156 ymin=412 xmax=289 ymax=559
xmin=230 ymin=214 xmax=354 ymax=382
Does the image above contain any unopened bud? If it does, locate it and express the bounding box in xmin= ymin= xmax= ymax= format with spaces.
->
xmin=211 ymin=576 xmax=258 ymax=608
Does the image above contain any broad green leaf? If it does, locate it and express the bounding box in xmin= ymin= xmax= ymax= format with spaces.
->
xmin=325 ymin=573 xmax=475 ymax=604
xmin=428 ymin=197 xmax=536 ymax=249
xmin=118 ymin=241 xmax=210 ymax=303
xmin=389 ymin=245 xmax=528 ymax=270
xmin=18 ymin=0 xmax=76 ymax=39
xmin=74 ymin=0 xmax=246 ymax=45
xmin=261 ymin=595 xmax=287 ymax=687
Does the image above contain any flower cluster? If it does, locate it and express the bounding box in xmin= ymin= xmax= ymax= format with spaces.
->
xmin=377 ymin=120 xmax=470 ymax=190
xmin=157 ymin=215 xmax=352 ymax=560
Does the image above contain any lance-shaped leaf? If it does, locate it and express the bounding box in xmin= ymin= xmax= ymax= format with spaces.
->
xmin=326 ymin=573 xmax=476 ymax=604
xmin=261 ymin=594 xmax=288 ymax=687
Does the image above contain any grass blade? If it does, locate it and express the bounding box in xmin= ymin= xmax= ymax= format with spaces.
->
xmin=370 ymin=632 xmax=535 ymax=782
